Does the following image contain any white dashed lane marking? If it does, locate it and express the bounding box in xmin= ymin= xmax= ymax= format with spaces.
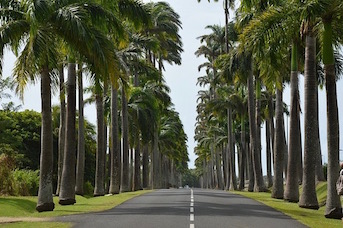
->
xmin=190 ymin=214 xmax=194 ymax=222
xmin=190 ymin=189 xmax=195 ymax=228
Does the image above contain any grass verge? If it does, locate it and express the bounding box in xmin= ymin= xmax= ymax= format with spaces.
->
xmin=233 ymin=182 xmax=342 ymax=228
xmin=0 ymin=190 xmax=152 ymax=227
xmin=1 ymin=222 xmax=70 ymax=228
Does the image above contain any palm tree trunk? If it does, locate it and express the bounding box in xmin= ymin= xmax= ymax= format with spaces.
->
xmin=56 ymin=66 xmax=65 ymax=196
xmin=227 ymin=108 xmax=237 ymax=190
xmin=223 ymin=144 xmax=228 ymax=190
xmin=134 ymin=142 xmax=142 ymax=191
xmin=314 ymin=84 xmax=325 ymax=182
xmin=36 ymin=66 xmax=55 ymax=212
xmin=299 ymin=32 xmax=319 ymax=210
xmin=59 ymin=63 xmax=77 ymax=205
xmin=255 ymin=78 xmax=263 ymax=190
xmin=94 ymin=89 xmax=105 ymax=196
xmin=247 ymin=144 xmax=254 ymax=192
xmin=129 ymin=148 xmax=133 ymax=191
xmin=239 ymin=116 xmax=246 ymax=190
xmin=247 ymin=62 xmax=265 ymax=192
xmin=142 ymin=144 xmax=149 ymax=189
xmin=272 ymin=86 xmax=284 ymax=199
xmin=266 ymin=119 xmax=273 ymax=188
xmin=268 ymin=95 xmax=275 ymax=169
xmin=109 ymin=86 xmax=120 ymax=194
xmin=103 ymin=83 xmax=108 ymax=192
xmin=75 ymin=64 xmax=85 ymax=195
xmin=284 ymin=45 xmax=301 ymax=202
xmin=120 ymin=87 xmax=130 ymax=192
xmin=322 ymin=21 xmax=342 ymax=218
xmin=298 ymin=127 xmax=303 ymax=185
xmin=152 ymin=130 xmax=161 ymax=189
xmin=216 ymin=148 xmax=223 ymax=190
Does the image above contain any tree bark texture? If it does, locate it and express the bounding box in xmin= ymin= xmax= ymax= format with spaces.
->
xmin=299 ymin=34 xmax=319 ymax=209
xmin=94 ymin=91 xmax=105 ymax=196
xmin=284 ymin=71 xmax=301 ymax=202
xmin=59 ymin=63 xmax=77 ymax=205
xmin=56 ymin=66 xmax=65 ymax=196
xmin=36 ymin=67 xmax=55 ymax=212
xmin=120 ymin=87 xmax=130 ymax=192
xmin=247 ymin=69 xmax=265 ymax=192
xmin=109 ymin=86 xmax=120 ymax=194
xmin=75 ymin=65 xmax=85 ymax=195
xmin=324 ymin=64 xmax=342 ymax=217
xmin=272 ymin=87 xmax=284 ymax=199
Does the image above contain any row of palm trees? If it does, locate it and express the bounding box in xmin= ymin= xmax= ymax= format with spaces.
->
xmin=195 ymin=0 xmax=343 ymax=219
xmin=0 ymin=0 xmax=188 ymax=212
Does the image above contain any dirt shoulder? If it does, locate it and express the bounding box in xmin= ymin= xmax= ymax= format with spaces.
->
xmin=0 ymin=217 xmax=51 ymax=224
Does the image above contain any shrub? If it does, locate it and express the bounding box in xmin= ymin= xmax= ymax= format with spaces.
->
xmin=12 ymin=169 xmax=39 ymax=196
xmin=84 ymin=181 xmax=94 ymax=196
xmin=0 ymin=153 xmax=16 ymax=195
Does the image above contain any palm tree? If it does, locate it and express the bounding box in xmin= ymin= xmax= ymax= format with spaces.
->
xmin=299 ymin=5 xmax=319 ymax=210
xmin=75 ymin=64 xmax=85 ymax=195
xmin=284 ymin=43 xmax=301 ymax=202
xmin=320 ymin=0 xmax=343 ymax=219
xmin=145 ymin=1 xmax=183 ymax=72
xmin=56 ymin=64 xmax=66 ymax=196
xmin=109 ymin=83 xmax=120 ymax=194
xmin=93 ymin=80 xmax=106 ymax=196
xmin=59 ymin=62 xmax=77 ymax=205
xmin=120 ymin=84 xmax=130 ymax=192
xmin=1 ymin=0 xmax=123 ymax=210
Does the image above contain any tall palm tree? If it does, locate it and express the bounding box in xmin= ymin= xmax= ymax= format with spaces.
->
xmin=1 ymin=0 xmax=122 ymax=210
xmin=109 ymin=83 xmax=120 ymax=194
xmin=59 ymin=61 xmax=77 ymax=205
xmin=320 ymin=0 xmax=343 ymax=219
xmin=56 ymin=64 xmax=66 ymax=196
xmin=299 ymin=5 xmax=319 ymax=210
xmin=75 ymin=64 xmax=85 ymax=195
xmin=120 ymin=84 xmax=130 ymax=192
xmin=284 ymin=43 xmax=301 ymax=202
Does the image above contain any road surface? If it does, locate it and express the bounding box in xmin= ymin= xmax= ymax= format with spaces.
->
xmin=55 ymin=188 xmax=307 ymax=228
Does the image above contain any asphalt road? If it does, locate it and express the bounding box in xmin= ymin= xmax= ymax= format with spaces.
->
xmin=55 ymin=188 xmax=308 ymax=228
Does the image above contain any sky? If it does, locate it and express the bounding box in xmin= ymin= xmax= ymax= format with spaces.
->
xmin=2 ymin=0 xmax=343 ymax=171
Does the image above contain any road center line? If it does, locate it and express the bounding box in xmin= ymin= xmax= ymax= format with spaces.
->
xmin=190 ymin=189 xmax=195 ymax=228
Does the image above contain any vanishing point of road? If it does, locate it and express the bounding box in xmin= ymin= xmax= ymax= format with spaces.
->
xmin=55 ymin=188 xmax=307 ymax=228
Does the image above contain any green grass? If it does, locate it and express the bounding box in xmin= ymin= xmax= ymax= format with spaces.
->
xmin=1 ymin=222 xmax=70 ymax=228
xmin=233 ymin=182 xmax=343 ymax=228
xmin=0 ymin=190 xmax=152 ymax=227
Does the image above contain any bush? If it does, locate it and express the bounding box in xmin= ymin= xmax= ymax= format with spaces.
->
xmin=84 ymin=181 xmax=94 ymax=196
xmin=0 ymin=153 xmax=16 ymax=195
xmin=12 ymin=169 xmax=39 ymax=196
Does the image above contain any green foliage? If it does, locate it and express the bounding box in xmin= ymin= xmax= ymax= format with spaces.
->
xmin=0 ymin=109 xmax=97 ymax=192
xmin=0 ymin=153 xmax=16 ymax=195
xmin=0 ymin=110 xmax=41 ymax=170
xmin=83 ymin=181 xmax=95 ymax=197
xmin=182 ymin=169 xmax=200 ymax=188
xmin=0 ymin=152 xmax=39 ymax=196
xmin=12 ymin=169 xmax=39 ymax=196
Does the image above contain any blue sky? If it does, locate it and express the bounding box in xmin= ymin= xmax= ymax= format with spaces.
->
xmin=2 ymin=0 xmax=343 ymax=171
